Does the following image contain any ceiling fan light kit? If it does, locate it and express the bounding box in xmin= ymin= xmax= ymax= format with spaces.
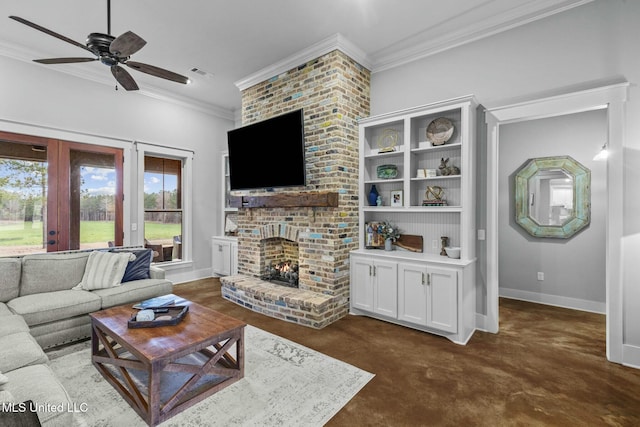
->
xmin=8 ymin=1 xmax=189 ymax=91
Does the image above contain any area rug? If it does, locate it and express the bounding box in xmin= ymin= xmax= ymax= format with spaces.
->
xmin=48 ymin=325 xmax=374 ymax=426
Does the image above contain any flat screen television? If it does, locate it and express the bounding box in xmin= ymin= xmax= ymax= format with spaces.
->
xmin=227 ymin=109 xmax=306 ymax=190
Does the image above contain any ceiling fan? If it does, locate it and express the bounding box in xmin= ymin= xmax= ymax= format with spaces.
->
xmin=8 ymin=0 xmax=190 ymax=91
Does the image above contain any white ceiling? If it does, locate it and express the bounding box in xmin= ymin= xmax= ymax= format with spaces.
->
xmin=0 ymin=0 xmax=591 ymax=119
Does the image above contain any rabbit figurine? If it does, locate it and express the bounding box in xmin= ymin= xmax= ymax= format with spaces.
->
xmin=439 ymin=157 xmax=460 ymax=176
xmin=439 ymin=158 xmax=451 ymax=176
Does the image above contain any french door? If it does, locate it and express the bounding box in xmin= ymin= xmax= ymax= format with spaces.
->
xmin=0 ymin=131 xmax=123 ymax=255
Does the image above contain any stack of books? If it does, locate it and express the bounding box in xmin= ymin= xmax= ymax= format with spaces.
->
xmin=132 ymin=295 xmax=175 ymax=310
xmin=422 ymin=200 xmax=448 ymax=206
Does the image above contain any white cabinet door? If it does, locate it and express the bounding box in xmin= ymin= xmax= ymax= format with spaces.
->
xmin=350 ymin=256 xmax=375 ymax=312
xmin=398 ymin=263 xmax=428 ymax=325
xmin=372 ymin=260 xmax=398 ymax=318
xmin=427 ymin=266 xmax=458 ymax=333
xmin=212 ymin=238 xmax=231 ymax=276
xmin=350 ymin=255 xmax=398 ymax=317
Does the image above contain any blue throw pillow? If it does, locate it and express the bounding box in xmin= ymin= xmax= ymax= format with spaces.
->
xmin=111 ymin=248 xmax=152 ymax=283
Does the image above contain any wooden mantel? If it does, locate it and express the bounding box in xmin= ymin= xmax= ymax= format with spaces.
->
xmin=228 ymin=192 xmax=339 ymax=208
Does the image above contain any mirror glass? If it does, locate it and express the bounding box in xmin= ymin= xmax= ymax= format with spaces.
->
xmin=515 ymin=156 xmax=590 ymax=238
xmin=527 ymin=168 xmax=573 ymax=226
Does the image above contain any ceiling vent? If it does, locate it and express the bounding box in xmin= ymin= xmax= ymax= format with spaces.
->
xmin=190 ymin=67 xmax=214 ymax=79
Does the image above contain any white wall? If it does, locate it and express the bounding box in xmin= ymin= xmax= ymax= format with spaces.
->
xmin=0 ymin=55 xmax=235 ymax=283
xmin=498 ymin=109 xmax=607 ymax=312
xmin=370 ymin=0 xmax=640 ymax=350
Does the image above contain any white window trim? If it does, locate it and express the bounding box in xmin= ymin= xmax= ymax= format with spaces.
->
xmin=136 ymin=142 xmax=193 ymax=266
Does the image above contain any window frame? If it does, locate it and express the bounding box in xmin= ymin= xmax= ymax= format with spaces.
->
xmin=136 ymin=142 xmax=193 ymax=267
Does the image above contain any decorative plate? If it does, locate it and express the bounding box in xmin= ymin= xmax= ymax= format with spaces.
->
xmin=377 ymin=164 xmax=398 ymax=179
xmin=426 ymin=118 xmax=454 ymax=146
xmin=377 ymin=128 xmax=399 ymax=153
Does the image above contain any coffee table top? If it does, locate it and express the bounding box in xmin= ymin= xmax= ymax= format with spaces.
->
xmin=90 ymin=294 xmax=246 ymax=361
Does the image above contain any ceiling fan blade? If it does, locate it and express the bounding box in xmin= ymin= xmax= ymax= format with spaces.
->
xmin=111 ymin=65 xmax=139 ymax=91
xmin=125 ymin=61 xmax=189 ymax=84
xmin=9 ymin=16 xmax=93 ymax=53
xmin=110 ymin=31 xmax=146 ymax=57
xmin=34 ymin=57 xmax=97 ymax=64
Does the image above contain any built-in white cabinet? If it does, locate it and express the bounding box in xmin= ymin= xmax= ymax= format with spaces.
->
xmin=350 ymin=256 xmax=398 ymax=317
xmin=221 ymin=152 xmax=238 ymax=235
xmin=212 ymin=152 xmax=239 ymax=278
xmin=398 ymin=263 xmax=457 ymax=333
xmin=211 ymin=236 xmax=237 ymax=277
xmin=350 ymin=96 xmax=478 ymax=345
xmin=350 ymin=250 xmax=474 ymax=344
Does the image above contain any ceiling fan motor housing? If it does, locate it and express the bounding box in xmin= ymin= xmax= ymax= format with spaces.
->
xmin=86 ymin=32 xmax=127 ymax=66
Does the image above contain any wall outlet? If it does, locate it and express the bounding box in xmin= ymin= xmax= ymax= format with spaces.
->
xmin=477 ymin=229 xmax=486 ymax=240
xmin=432 ymin=240 xmax=439 ymax=249
xmin=131 ymin=223 xmax=137 ymax=231
xmin=537 ymin=272 xmax=544 ymax=281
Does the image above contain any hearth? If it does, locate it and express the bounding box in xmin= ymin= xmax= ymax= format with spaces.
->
xmin=262 ymin=260 xmax=299 ymax=288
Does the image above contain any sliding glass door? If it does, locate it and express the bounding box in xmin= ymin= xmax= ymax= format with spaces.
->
xmin=0 ymin=131 xmax=123 ymax=256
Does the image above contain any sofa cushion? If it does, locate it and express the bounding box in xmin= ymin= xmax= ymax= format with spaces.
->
xmin=7 ymin=290 xmax=101 ymax=327
xmin=5 ymin=364 xmax=72 ymax=426
xmin=111 ymin=248 xmax=153 ymax=282
xmin=0 ymin=258 xmax=21 ymax=303
xmin=0 ymin=315 xmax=30 ymax=337
xmin=0 ymin=303 xmax=13 ymax=317
xmin=20 ymin=252 xmax=90 ymax=296
xmin=93 ymin=278 xmax=173 ymax=309
xmin=74 ymin=251 xmax=134 ymax=290
xmin=0 ymin=332 xmax=48 ymax=373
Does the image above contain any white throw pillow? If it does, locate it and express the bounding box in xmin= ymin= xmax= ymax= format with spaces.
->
xmin=74 ymin=251 xmax=134 ymax=290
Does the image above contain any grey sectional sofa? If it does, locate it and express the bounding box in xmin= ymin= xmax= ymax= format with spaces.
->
xmin=0 ymin=249 xmax=173 ymax=426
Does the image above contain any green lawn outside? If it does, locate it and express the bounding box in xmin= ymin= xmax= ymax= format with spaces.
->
xmin=0 ymin=222 xmax=44 ymax=246
xmin=143 ymin=222 xmax=182 ymax=241
xmin=0 ymin=221 xmax=181 ymax=246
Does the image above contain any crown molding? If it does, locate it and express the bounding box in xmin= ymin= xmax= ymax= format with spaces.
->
xmin=370 ymin=0 xmax=594 ymax=73
xmin=234 ymin=33 xmax=372 ymax=92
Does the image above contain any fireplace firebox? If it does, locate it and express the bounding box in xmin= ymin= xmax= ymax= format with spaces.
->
xmin=262 ymin=260 xmax=299 ymax=288
xmin=260 ymin=234 xmax=300 ymax=288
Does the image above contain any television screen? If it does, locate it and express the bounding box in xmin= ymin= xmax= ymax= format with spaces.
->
xmin=227 ymin=109 xmax=306 ymax=190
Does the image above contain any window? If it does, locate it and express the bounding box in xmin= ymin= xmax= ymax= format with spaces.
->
xmin=137 ymin=143 xmax=192 ymax=264
xmin=144 ymin=156 xmax=182 ymax=262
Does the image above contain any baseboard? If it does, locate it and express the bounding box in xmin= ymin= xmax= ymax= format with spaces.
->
xmin=623 ymin=344 xmax=640 ymax=369
xmin=475 ymin=313 xmax=498 ymax=333
xmin=499 ymin=287 xmax=605 ymax=314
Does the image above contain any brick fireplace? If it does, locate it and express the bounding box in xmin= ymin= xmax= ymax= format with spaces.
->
xmin=220 ymin=49 xmax=370 ymax=328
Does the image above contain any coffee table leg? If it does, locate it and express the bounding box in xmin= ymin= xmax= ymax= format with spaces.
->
xmin=148 ymin=362 xmax=163 ymax=426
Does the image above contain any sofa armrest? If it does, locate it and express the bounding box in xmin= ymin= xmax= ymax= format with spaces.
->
xmin=149 ymin=266 xmax=165 ymax=280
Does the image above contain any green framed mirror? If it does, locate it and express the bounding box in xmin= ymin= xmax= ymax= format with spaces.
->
xmin=515 ymin=156 xmax=590 ymax=238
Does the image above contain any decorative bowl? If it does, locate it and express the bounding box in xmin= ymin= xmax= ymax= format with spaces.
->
xmin=427 ymin=117 xmax=454 ymax=146
xmin=444 ymin=247 xmax=461 ymax=259
xmin=377 ymin=164 xmax=398 ymax=179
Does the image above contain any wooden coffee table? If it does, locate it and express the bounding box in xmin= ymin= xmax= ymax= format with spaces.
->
xmin=89 ymin=294 xmax=246 ymax=426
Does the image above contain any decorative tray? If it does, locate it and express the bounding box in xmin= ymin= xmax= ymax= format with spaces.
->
xmin=127 ymin=305 xmax=189 ymax=329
